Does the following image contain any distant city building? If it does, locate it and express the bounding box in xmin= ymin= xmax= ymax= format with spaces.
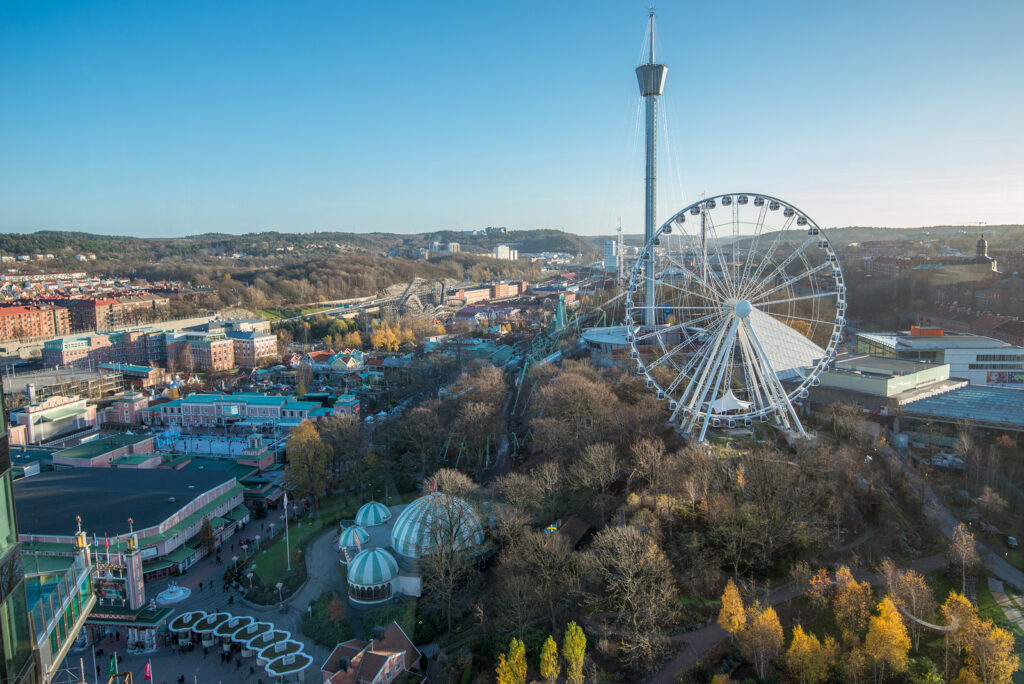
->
xmin=225 ymin=331 xmax=278 ymax=367
xmin=492 ymin=244 xmax=518 ymax=261
xmin=603 ymin=240 xmax=618 ymax=272
xmin=142 ymin=392 xmax=356 ymax=430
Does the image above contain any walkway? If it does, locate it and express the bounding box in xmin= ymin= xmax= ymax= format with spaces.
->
xmin=988 ymin=578 xmax=1024 ymax=632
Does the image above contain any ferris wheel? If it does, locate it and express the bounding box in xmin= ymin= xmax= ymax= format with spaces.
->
xmin=624 ymin=193 xmax=846 ymax=441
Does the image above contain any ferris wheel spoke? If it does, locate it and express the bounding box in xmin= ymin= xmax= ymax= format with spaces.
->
xmin=657 ymin=278 xmax=724 ymax=306
xmin=759 ymin=311 xmax=835 ymax=330
xmin=660 ymin=252 xmax=727 ymax=299
xmin=741 ymin=214 xmax=798 ymax=294
xmin=741 ymin=231 xmax=811 ymax=299
xmin=687 ymin=318 xmax=739 ymax=438
xmin=699 ymin=210 xmax=740 ymax=297
xmin=675 ymin=317 xmax=734 ymax=414
xmin=754 ymin=291 xmax=840 ymax=308
xmin=747 ymin=261 xmax=833 ymax=303
xmin=736 ymin=325 xmax=769 ymax=413
xmin=736 ymin=200 xmax=770 ymax=289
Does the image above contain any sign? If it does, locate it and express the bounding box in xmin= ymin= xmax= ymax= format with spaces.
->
xmin=140 ymin=546 xmax=158 ymax=560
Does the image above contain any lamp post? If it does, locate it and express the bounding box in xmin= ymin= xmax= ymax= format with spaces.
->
xmin=284 ymin=492 xmax=291 ymax=572
xmin=246 ymin=572 xmax=253 ymax=590
xmin=275 ymin=582 xmax=283 ymax=603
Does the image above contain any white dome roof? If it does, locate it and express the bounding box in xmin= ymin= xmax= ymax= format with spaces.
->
xmin=390 ymin=493 xmax=484 ymax=559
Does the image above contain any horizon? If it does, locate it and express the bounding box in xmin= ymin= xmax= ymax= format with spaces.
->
xmin=1 ymin=1 xmax=1021 ymax=237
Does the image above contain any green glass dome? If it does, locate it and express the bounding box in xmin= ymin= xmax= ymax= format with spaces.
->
xmin=390 ymin=493 xmax=485 ymax=559
xmin=355 ymin=501 xmax=391 ymax=527
xmin=338 ymin=525 xmax=370 ymax=550
xmin=346 ymin=548 xmax=399 ymax=587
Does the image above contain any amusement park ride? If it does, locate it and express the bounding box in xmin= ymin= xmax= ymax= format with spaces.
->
xmin=516 ymin=9 xmax=847 ymax=443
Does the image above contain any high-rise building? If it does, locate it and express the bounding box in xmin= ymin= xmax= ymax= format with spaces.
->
xmin=603 ymin=240 xmax=618 ymax=272
xmin=0 ymin=394 xmax=35 ymax=683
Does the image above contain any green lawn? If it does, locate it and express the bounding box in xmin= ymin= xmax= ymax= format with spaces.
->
xmin=251 ymin=491 xmax=416 ymax=585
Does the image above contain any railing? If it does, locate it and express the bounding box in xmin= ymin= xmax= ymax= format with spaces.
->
xmin=24 ymin=552 xmax=97 ymax=683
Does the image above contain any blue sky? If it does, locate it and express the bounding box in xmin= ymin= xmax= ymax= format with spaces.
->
xmin=1 ymin=0 xmax=1021 ymax=237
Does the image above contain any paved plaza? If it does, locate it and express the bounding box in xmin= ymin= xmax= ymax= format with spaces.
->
xmin=74 ymin=510 xmax=343 ymax=683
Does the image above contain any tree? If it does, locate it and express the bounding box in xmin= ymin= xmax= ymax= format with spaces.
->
xmin=888 ymin=566 xmax=936 ymax=652
xmin=834 ymin=566 xmax=873 ymax=642
xmin=786 ymin=625 xmax=829 ymax=684
xmin=864 ymin=598 xmax=911 ymax=682
xmin=740 ymin=604 xmax=784 ymax=680
xmin=718 ymin=579 xmax=746 ymax=640
xmin=588 ymin=526 xmax=676 ymax=670
xmin=943 ymin=591 xmax=979 ymax=676
xmin=495 ymin=638 xmax=527 ymax=684
xmin=283 ymin=420 xmax=330 ymax=513
xmin=539 ymin=635 xmax=560 ymax=684
xmin=807 ymin=568 xmax=833 ymax=611
xmin=199 ymin=517 xmax=216 ymax=556
xmin=327 ymin=594 xmax=344 ymax=623
xmin=562 ymin=621 xmax=586 ymax=684
xmin=949 ymin=524 xmax=980 ymax=595
xmin=418 ymin=492 xmax=479 ymax=635
xmin=967 ymin=620 xmax=1017 ymax=684
xmin=569 ymin=442 xmax=619 ymax=523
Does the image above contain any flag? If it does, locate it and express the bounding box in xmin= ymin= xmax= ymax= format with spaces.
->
xmin=107 ymin=655 xmax=117 ymax=675
xmin=144 ymin=660 xmax=152 ymax=681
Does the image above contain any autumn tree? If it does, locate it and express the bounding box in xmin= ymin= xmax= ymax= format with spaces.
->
xmin=967 ymin=620 xmax=1017 ymax=684
xmin=891 ymin=566 xmax=936 ymax=652
xmin=949 ymin=524 xmax=980 ymax=595
xmin=327 ymin=594 xmax=344 ymax=623
xmin=718 ymin=579 xmax=746 ymax=641
xmin=834 ymin=566 xmax=873 ymax=642
xmin=808 ymin=568 xmax=833 ymax=612
xmin=283 ymin=420 xmax=330 ymax=513
xmin=943 ymin=591 xmax=979 ymax=676
xmin=495 ymin=637 xmax=527 ymax=684
xmin=864 ymin=598 xmax=911 ymax=682
xmin=740 ymin=604 xmax=784 ymax=680
xmin=786 ymin=625 xmax=830 ymax=684
xmin=539 ymin=635 xmax=560 ymax=684
xmin=562 ymin=621 xmax=586 ymax=684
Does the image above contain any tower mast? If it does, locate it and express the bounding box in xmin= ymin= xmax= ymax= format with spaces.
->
xmin=636 ymin=9 xmax=667 ymax=327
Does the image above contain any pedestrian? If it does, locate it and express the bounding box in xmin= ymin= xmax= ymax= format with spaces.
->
xmin=198 ymin=583 xmax=202 ymax=592
xmin=115 ymin=631 xmax=120 ymax=642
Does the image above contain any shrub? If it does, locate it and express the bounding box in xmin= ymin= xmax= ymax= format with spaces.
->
xmin=301 ymin=591 xmax=355 ymax=647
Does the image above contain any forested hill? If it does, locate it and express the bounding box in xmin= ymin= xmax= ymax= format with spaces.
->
xmin=0 ymin=227 xmax=598 ymax=262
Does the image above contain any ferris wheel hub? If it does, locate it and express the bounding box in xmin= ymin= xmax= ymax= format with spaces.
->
xmin=733 ymin=299 xmax=752 ymax=319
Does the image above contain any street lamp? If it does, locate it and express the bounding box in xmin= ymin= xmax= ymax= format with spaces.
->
xmin=246 ymin=572 xmax=253 ymax=590
xmin=275 ymin=582 xmax=283 ymax=603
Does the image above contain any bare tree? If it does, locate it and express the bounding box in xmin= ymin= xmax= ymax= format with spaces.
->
xmin=948 ymin=523 xmax=979 ymax=595
xmin=418 ymin=492 xmax=482 ymax=635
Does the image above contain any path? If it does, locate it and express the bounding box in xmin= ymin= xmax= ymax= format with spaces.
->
xmin=989 ymin=578 xmax=1024 ymax=633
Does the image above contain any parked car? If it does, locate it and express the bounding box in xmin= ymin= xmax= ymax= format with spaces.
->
xmin=1005 ymin=535 xmax=1019 ymax=550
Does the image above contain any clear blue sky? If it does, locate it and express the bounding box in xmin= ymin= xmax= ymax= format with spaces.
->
xmin=1 ymin=0 xmax=1021 ymax=237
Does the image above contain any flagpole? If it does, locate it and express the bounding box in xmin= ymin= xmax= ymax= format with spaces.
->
xmin=91 ymin=643 xmax=98 ymax=684
xmin=284 ymin=491 xmax=290 ymax=572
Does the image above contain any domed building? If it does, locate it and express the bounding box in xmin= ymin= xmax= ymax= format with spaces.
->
xmin=346 ymin=548 xmax=399 ymax=605
xmin=337 ymin=525 xmax=370 ymax=565
xmin=390 ymin=493 xmax=485 ymax=560
xmin=355 ymin=501 xmax=391 ymax=527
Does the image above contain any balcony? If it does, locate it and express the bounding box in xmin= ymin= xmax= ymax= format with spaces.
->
xmin=23 ymin=552 xmax=97 ymax=684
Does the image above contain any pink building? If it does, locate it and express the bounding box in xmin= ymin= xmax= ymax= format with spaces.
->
xmin=9 ymin=394 xmax=98 ymax=444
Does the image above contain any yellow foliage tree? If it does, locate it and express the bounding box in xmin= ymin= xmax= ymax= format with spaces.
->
xmin=562 ymin=621 xmax=586 ymax=684
xmin=495 ymin=638 xmax=527 ymax=684
xmin=740 ymin=604 xmax=784 ymax=680
xmin=718 ymin=579 xmax=746 ymax=640
xmin=943 ymin=591 xmax=979 ymax=674
xmin=967 ymin=619 xmax=1018 ymax=684
xmin=785 ymin=625 xmax=830 ymax=684
xmin=864 ymin=597 xmax=911 ymax=682
xmin=834 ymin=566 xmax=874 ymax=642
xmin=539 ymin=635 xmax=559 ymax=684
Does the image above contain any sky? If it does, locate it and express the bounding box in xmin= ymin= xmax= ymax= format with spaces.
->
xmin=1 ymin=0 xmax=1022 ymax=237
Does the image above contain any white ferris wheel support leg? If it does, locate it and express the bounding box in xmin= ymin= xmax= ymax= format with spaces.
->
xmin=697 ymin=318 xmax=740 ymax=442
xmin=683 ymin=317 xmax=739 ymax=437
xmin=741 ymin=318 xmax=806 ymax=437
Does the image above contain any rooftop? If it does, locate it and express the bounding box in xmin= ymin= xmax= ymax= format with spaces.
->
xmin=902 ymin=385 xmax=1024 ymax=431
xmin=13 ymin=467 xmax=236 ymax=536
xmin=53 ymin=433 xmax=151 ymax=461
